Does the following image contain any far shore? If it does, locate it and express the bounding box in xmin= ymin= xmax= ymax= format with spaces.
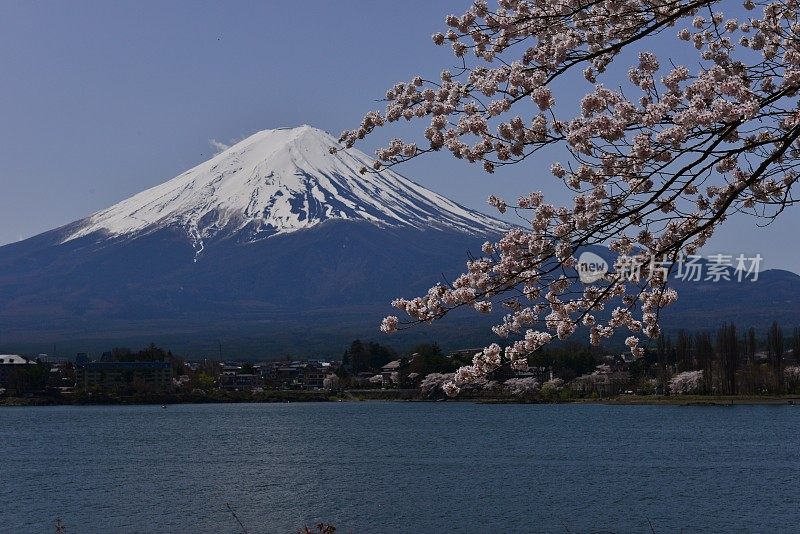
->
xmin=574 ymin=394 xmax=800 ymax=406
xmin=2 ymin=390 xmax=799 ymax=407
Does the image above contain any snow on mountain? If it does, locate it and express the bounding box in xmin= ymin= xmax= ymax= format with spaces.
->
xmin=64 ymin=125 xmax=507 ymax=256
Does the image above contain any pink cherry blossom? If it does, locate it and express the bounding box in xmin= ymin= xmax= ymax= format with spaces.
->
xmin=669 ymin=371 xmax=705 ymax=394
xmin=341 ymin=0 xmax=800 ymax=392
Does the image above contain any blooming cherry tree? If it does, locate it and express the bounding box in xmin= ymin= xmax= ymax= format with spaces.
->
xmin=368 ymin=374 xmax=384 ymax=386
xmin=669 ymin=370 xmax=705 ymax=394
xmin=420 ymin=372 xmax=457 ymax=396
xmin=342 ymin=0 xmax=800 ymax=395
xmin=323 ymin=374 xmax=341 ymax=391
xmin=784 ymin=365 xmax=800 ymax=391
xmin=503 ymin=376 xmax=541 ymax=395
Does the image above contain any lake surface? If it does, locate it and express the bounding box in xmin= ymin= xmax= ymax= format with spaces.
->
xmin=1 ymin=402 xmax=798 ymax=533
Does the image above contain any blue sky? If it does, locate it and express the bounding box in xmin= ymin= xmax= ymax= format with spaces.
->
xmin=0 ymin=1 xmax=797 ymax=271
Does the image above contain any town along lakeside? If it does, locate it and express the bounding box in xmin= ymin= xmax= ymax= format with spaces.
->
xmin=3 ymin=330 xmax=800 ymax=407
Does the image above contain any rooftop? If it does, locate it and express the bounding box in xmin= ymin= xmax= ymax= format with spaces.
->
xmin=0 ymin=355 xmax=34 ymax=365
xmin=76 ymin=361 xmax=171 ymax=370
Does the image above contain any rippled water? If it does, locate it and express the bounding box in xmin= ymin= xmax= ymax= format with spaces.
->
xmin=1 ymin=402 xmax=798 ymax=533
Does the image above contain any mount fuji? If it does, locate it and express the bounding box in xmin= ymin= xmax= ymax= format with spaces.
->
xmin=63 ymin=125 xmax=505 ymax=256
xmin=3 ymin=125 xmax=799 ymax=357
xmin=0 ymin=126 xmax=510 ymax=356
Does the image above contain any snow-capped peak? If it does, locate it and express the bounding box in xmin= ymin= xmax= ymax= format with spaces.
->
xmin=64 ymin=126 xmax=507 ymax=253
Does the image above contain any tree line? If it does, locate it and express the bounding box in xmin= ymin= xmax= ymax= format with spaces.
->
xmin=654 ymin=322 xmax=800 ymax=395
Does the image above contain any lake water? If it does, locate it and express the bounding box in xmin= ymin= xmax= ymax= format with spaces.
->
xmin=1 ymin=402 xmax=798 ymax=533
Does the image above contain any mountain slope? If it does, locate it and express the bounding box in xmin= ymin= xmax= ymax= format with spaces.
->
xmin=0 ymin=221 xmax=501 ymax=356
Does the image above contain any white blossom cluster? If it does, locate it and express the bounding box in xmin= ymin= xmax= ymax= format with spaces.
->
xmin=420 ymin=372 xmax=502 ymax=396
xmin=503 ymin=376 xmax=541 ymax=395
xmin=344 ymin=0 xmax=800 ymax=395
xmin=418 ymin=372 xmax=562 ymax=397
xmin=323 ymin=374 xmax=340 ymax=391
xmin=543 ymin=377 xmax=565 ymax=389
xmin=784 ymin=365 xmax=800 ymax=386
xmin=420 ymin=372 xmax=456 ymax=396
xmin=592 ymin=363 xmax=613 ymax=376
xmin=669 ymin=370 xmax=705 ymax=394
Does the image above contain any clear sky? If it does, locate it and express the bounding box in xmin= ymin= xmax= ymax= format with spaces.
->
xmin=0 ymin=0 xmax=797 ymax=271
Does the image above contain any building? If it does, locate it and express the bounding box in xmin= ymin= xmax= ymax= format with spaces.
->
xmin=48 ymin=362 xmax=74 ymax=390
xmin=570 ymin=371 xmax=630 ymax=396
xmin=271 ymin=364 xmax=302 ymax=388
xmin=300 ymin=363 xmax=328 ymax=390
xmin=381 ymin=360 xmax=402 ymax=384
xmin=0 ymin=355 xmax=37 ymax=391
xmin=218 ymin=366 xmax=263 ymax=391
xmin=256 ymin=360 xmax=338 ymax=390
xmin=75 ymin=360 xmax=172 ymax=390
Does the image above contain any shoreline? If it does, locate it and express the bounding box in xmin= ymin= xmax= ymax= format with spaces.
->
xmin=2 ymin=392 xmax=798 ymax=407
xmin=574 ymin=395 xmax=800 ymax=406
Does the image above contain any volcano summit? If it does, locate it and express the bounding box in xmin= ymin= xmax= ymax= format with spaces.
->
xmin=0 ymin=126 xmax=508 ymax=355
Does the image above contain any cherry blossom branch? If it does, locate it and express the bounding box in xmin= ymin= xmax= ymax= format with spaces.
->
xmin=343 ymin=0 xmax=800 ymax=395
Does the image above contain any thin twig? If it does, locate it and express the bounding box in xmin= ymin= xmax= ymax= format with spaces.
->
xmin=226 ymin=503 xmax=248 ymax=534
